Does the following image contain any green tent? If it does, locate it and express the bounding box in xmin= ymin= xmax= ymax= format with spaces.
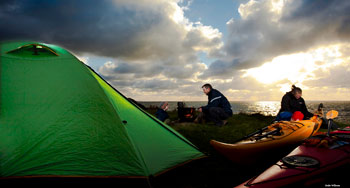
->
xmin=0 ymin=41 xmax=204 ymax=180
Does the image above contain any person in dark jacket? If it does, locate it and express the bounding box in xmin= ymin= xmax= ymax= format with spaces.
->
xmin=155 ymin=102 xmax=170 ymax=122
xmin=276 ymin=85 xmax=313 ymax=121
xmin=195 ymin=83 xmax=233 ymax=126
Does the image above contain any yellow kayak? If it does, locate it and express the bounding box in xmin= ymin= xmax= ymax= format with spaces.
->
xmin=210 ymin=115 xmax=322 ymax=164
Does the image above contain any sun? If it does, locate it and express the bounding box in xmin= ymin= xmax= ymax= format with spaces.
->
xmin=243 ymin=53 xmax=315 ymax=84
xmin=242 ymin=44 xmax=344 ymax=85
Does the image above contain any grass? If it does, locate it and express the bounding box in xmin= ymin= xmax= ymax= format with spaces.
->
xmin=147 ymin=109 xmax=349 ymax=188
xmin=170 ymin=113 xmax=275 ymax=155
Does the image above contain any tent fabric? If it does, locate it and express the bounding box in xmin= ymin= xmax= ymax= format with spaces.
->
xmin=0 ymin=41 xmax=204 ymax=178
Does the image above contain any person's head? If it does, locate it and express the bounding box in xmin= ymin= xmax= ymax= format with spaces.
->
xmin=202 ymin=83 xmax=212 ymax=95
xmin=159 ymin=102 xmax=169 ymax=111
xmin=291 ymin=85 xmax=302 ymax=99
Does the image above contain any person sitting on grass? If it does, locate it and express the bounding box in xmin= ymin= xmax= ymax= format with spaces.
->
xmin=155 ymin=102 xmax=170 ymax=123
xmin=276 ymin=85 xmax=313 ymax=121
xmin=195 ymin=83 xmax=232 ymax=126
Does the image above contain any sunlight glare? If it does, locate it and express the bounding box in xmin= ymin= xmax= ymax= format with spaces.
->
xmin=270 ymin=0 xmax=285 ymax=15
xmin=243 ymin=53 xmax=314 ymax=84
xmin=243 ymin=44 xmax=344 ymax=85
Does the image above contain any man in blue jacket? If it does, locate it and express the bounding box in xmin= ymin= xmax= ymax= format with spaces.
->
xmin=196 ymin=83 xmax=232 ymax=126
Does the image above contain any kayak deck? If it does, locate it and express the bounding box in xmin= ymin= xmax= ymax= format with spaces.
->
xmin=211 ymin=116 xmax=322 ymax=164
xmin=236 ymin=130 xmax=350 ymax=188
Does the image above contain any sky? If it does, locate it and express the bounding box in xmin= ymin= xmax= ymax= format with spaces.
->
xmin=1 ymin=0 xmax=350 ymax=101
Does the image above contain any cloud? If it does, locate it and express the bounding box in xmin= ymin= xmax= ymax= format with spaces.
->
xmin=307 ymin=66 xmax=350 ymax=88
xmin=303 ymin=54 xmax=350 ymax=89
xmin=0 ymin=0 xmax=225 ymax=100
xmin=98 ymin=58 xmax=207 ymax=80
xmin=0 ymin=0 xmax=222 ymax=62
xmin=202 ymin=0 xmax=350 ymax=78
xmin=2 ymin=0 xmax=350 ymax=101
xmin=233 ymin=42 xmax=350 ymax=101
xmin=1 ymin=0 xmax=166 ymax=59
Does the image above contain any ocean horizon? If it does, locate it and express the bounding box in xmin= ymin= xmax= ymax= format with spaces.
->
xmin=139 ymin=101 xmax=350 ymax=124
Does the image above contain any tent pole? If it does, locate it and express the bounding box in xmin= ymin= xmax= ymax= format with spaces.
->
xmin=146 ymin=175 xmax=155 ymax=188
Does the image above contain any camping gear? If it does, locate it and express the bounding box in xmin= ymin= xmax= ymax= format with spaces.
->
xmin=0 ymin=41 xmax=204 ymax=181
xmin=276 ymin=111 xmax=293 ymax=121
xmin=177 ymin=102 xmax=196 ymax=122
xmin=210 ymin=104 xmax=325 ymax=164
xmin=235 ymin=119 xmax=349 ymax=188
xmin=291 ymin=111 xmax=304 ymax=121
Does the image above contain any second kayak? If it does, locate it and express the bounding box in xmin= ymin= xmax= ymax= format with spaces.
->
xmin=235 ymin=128 xmax=350 ymax=188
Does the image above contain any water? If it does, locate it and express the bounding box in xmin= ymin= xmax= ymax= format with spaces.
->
xmin=140 ymin=101 xmax=350 ymax=124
